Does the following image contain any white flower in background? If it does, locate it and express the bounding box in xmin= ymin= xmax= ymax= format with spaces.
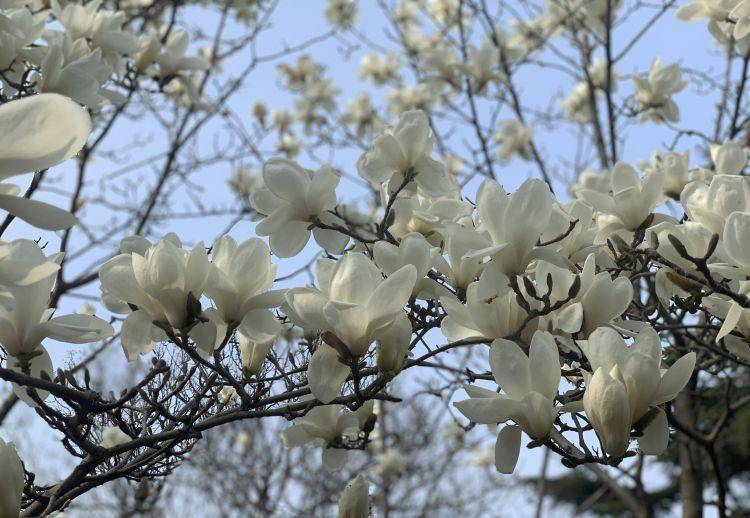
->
xmin=0 ymin=94 xmax=91 ymax=230
xmin=641 ymin=149 xmax=690 ymax=199
xmin=569 ymin=169 xmax=612 ymax=197
xmin=676 ymin=0 xmax=736 ymax=23
xmin=463 ymin=43 xmax=501 ymax=92
xmin=280 ymin=403 xmax=372 ymax=471
xmin=227 ymin=166 xmax=263 ymax=199
xmin=577 ymin=162 xmax=665 ymax=241
xmin=455 ymin=331 xmax=560 ymax=474
xmin=704 ymin=282 xmax=750 ymax=360
xmin=285 ymin=253 xmax=416 ymax=402
xmin=493 ymin=120 xmax=533 ymax=161
xmin=100 ymin=426 xmax=131 ymax=448
xmin=98 ymin=234 xmax=210 ymax=359
xmin=343 ymin=92 xmax=379 ymax=137
xmin=358 ymin=110 xmax=452 ymax=197
xmin=426 ymin=0 xmax=461 ymax=25
xmin=681 ymin=175 xmax=750 ymax=235
xmin=154 ymin=28 xmax=210 ymax=78
xmin=373 ymin=449 xmax=407 ymax=478
xmin=0 ymin=438 xmax=23 ymax=518
xmin=420 ymin=45 xmax=462 ymax=89
xmin=580 ymin=326 xmax=696 ymax=458
xmin=587 ymin=57 xmax=619 ymax=91
xmin=386 ymin=84 xmax=436 ymax=115
xmin=338 ymin=474 xmax=370 ymax=518
xmin=359 ymin=52 xmax=400 ymax=85
xmin=467 ymin=178 xmax=555 ymax=278
xmin=251 ymin=158 xmax=348 ymax=258
xmin=325 ymin=0 xmax=358 ymax=28
xmin=205 ymin=236 xmax=284 ymax=341
xmin=633 ymin=58 xmax=686 ymax=123
xmin=561 ymin=82 xmax=595 ymax=123
xmin=440 ymin=267 xmax=530 ymax=342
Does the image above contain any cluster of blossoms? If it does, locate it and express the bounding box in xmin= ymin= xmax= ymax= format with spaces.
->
xmin=1 ymin=0 xmax=209 ymax=109
xmin=3 ymin=0 xmax=750 ymax=516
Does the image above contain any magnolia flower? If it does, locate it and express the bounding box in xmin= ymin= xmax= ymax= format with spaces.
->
xmin=677 ymin=0 xmax=736 ymax=23
xmin=580 ymin=326 xmax=696 ymax=458
xmin=455 ymin=331 xmax=561 ymax=473
xmin=467 ymin=178 xmax=555 ymax=278
xmin=357 ymin=110 xmax=452 ymax=197
xmin=373 ymin=232 xmax=444 ymax=299
xmin=569 ymin=169 xmax=612 ymax=197
xmin=0 ymin=240 xmax=112 ymax=361
xmin=154 ymin=28 xmax=210 ymax=78
xmin=493 ymin=120 xmax=533 ymax=161
xmin=359 ymin=52 xmax=401 ymax=85
xmin=649 ymin=220 xmax=726 ymax=305
xmin=285 ymin=253 xmax=416 ymax=402
xmin=704 ymin=282 xmax=750 ymax=360
xmin=387 ymin=191 xmax=472 ymax=242
xmin=578 ymin=162 xmax=665 ymax=241
xmin=633 ymin=58 xmax=686 ymax=123
xmin=0 ymin=94 xmax=91 ymax=230
xmin=642 ymin=149 xmax=690 ymax=199
xmin=280 ymin=403 xmax=372 ymax=471
xmin=251 ymin=158 xmax=348 ymax=258
xmin=681 ymin=175 xmax=750 ymax=235
xmin=0 ymin=438 xmax=23 ymax=518
xmin=98 ymin=234 xmax=210 ymax=360
xmin=440 ymin=267 xmax=530 ymax=342
xmin=325 ymin=0 xmax=358 ymax=28
xmin=434 ymin=223 xmax=491 ymax=292
xmin=205 ymin=236 xmax=284 ymax=341
xmin=338 ymin=475 xmax=370 ymax=518
xmin=710 ymin=141 xmax=747 ymax=175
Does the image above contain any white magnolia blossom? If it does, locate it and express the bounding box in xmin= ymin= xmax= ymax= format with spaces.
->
xmin=0 ymin=94 xmax=91 ymax=230
xmin=580 ymin=327 xmax=696 ymax=458
xmin=640 ymin=149 xmax=690 ymax=199
xmin=357 ymin=110 xmax=453 ymax=197
xmin=204 ymin=236 xmax=284 ymax=340
xmin=633 ymin=58 xmax=686 ymax=123
xmin=0 ymin=240 xmax=112 ymax=371
xmin=285 ymin=253 xmax=416 ymax=402
xmin=99 ymin=234 xmax=210 ymax=360
xmin=455 ymin=331 xmax=561 ymax=474
xmin=250 ymin=158 xmax=348 ymax=258
xmin=469 ymin=178 xmax=555 ymax=278
xmin=493 ymin=119 xmax=533 ymax=161
xmin=681 ymin=175 xmax=750 ymax=235
xmin=577 ymin=162 xmax=666 ymax=241
xmin=325 ymin=0 xmax=358 ymax=28
xmin=280 ymin=402 xmax=373 ymax=471
xmin=0 ymin=438 xmax=23 ymax=518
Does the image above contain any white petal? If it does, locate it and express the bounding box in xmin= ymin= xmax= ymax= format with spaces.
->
xmin=489 ymin=338 xmax=531 ymax=400
xmin=0 ymin=94 xmax=91 ymax=179
xmin=307 ymin=344 xmax=350 ymax=404
xmin=637 ymin=407 xmax=669 ymax=455
xmin=653 ymin=352 xmax=696 ymax=404
xmin=0 ymin=194 xmax=77 ymax=230
xmin=494 ymin=425 xmax=522 ymax=474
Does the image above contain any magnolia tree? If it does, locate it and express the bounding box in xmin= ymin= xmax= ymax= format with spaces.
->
xmin=1 ymin=0 xmax=750 ymax=516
